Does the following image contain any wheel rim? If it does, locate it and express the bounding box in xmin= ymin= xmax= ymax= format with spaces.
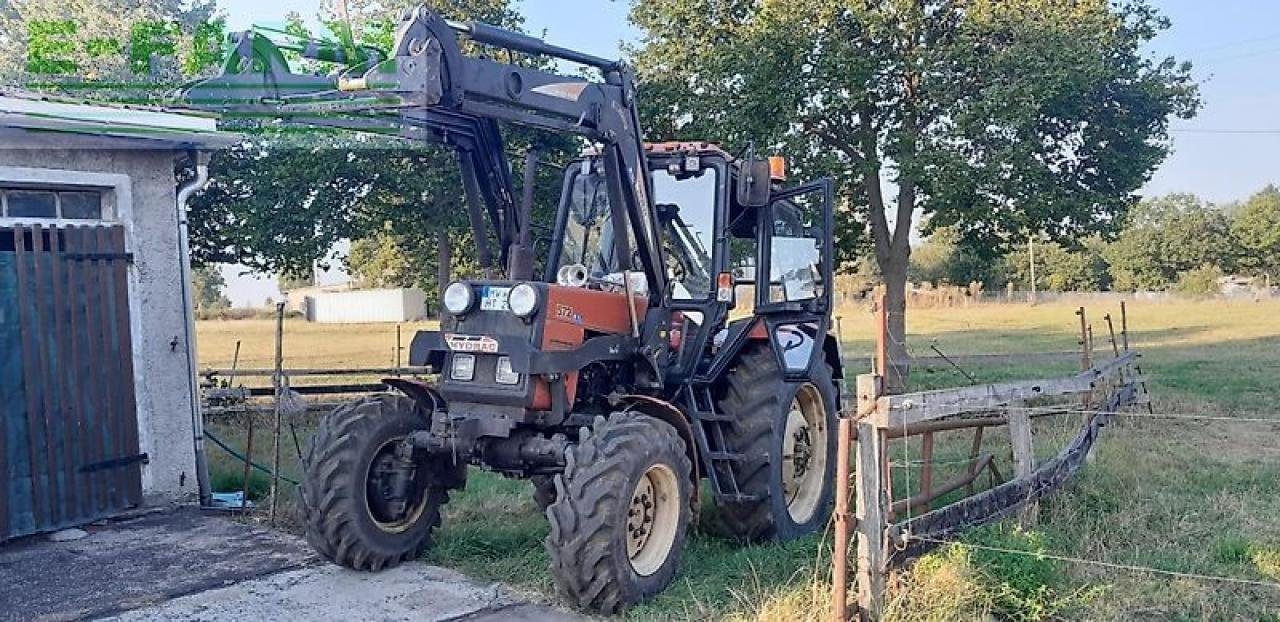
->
xmin=626 ymin=463 xmax=680 ymax=577
xmin=364 ymin=437 xmax=430 ymax=534
xmin=782 ymin=383 xmax=828 ymax=523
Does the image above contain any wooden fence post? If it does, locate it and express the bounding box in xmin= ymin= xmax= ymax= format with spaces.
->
xmin=1008 ymin=402 xmax=1037 ymax=527
xmin=854 ymin=374 xmax=886 ymax=621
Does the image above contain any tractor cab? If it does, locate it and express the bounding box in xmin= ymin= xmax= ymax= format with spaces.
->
xmin=414 ymin=142 xmax=834 ymax=425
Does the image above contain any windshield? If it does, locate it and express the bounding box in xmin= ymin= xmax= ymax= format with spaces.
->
xmin=558 ymin=167 xmax=620 ymax=278
xmin=554 ymin=160 xmax=718 ymax=299
xmin=653 ymin=168 xmax=716 ymax=298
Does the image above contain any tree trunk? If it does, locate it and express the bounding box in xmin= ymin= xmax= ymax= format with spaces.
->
xmin=881 ymin=253 xmax=911 ymax=394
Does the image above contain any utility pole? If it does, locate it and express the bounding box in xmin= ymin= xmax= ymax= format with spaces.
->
xmin=1028 ymin=236 xmax=1037 ymax=305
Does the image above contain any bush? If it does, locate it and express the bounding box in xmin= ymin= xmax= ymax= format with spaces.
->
xmin=1174 ymin=264 xmax=1223 ymax=297
xmin=196 ymin=307 xmax=304 ymax=321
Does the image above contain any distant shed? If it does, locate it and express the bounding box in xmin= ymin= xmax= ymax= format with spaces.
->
xmin=304 ymin=287 xmax=429 ymax=323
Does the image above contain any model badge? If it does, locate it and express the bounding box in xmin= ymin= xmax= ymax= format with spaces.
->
xmin=555 ymin=304 xmax=575 ymax=320
xmin=445 ymin=333 xmax=499 ymax=353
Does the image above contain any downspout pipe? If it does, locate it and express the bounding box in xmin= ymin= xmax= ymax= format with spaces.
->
xmin=176 ymin=150 xmax=212 ymax=507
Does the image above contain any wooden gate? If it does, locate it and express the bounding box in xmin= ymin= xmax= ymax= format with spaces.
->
xmin=2 ymin=224 xmax=143 ymax=541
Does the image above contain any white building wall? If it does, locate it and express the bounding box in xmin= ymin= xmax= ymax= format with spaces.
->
xmin=311 ymin=288 xmax=429 ymax=323
xmin=0 ymin=147 xmax=198 ymax=502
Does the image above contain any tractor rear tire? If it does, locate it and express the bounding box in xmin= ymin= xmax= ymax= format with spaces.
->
xmin=715 ymin=344 xmax=838 ymax=542
xmin=300 ymin=394 xmax=454 ymax=571
xmin=545 ymin=413 xmax=692 ymax=614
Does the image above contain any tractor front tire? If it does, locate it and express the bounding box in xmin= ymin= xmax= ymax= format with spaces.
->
xmin=716 ymin=345 xmax=838 ymax=542
xmin=300 ymin=394 xmax=454 ymax=571
xmin=531 ymin=475 xmax=557 ymax=512
xmin=545 ymin=413 xmax=692 ymax=614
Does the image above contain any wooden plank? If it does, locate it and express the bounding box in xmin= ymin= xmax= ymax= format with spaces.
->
xmin=876 ymin=352 xmax=1137 ymax=428
xmin=12 ymin=226 xmax=47 ymax=528
xmin=47 ymin=226 xmax=83 ymax=523
xmin=89 ymin=226 xmax=123 ymax=508
xmin=0 ymin=245 xmax=6 ymax=541
xmin=66 ymin=228 xmax=105 ymax=515
xmin=30 ymin=225 xmax=66 ymax=527
xmin=1008 ymin=405 xmax=1037 ymax=527
xmin=966 ymin=426 xmax=985 ymax=496
xmin=106 ymin=226 xmax=142 ymax=505
xmin=854 ymin=419 xmax=886 ymax=621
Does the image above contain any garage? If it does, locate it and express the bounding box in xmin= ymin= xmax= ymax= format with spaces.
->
xmin=0 ymin=93 xmax=234 ymax=540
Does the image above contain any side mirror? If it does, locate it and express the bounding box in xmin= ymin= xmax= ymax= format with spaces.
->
xmin=736 ymin=158 xmax=772 ymax=208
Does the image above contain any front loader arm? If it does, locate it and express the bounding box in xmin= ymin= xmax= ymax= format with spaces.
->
xmin=178 ymin=6 xmax=666 ymax=295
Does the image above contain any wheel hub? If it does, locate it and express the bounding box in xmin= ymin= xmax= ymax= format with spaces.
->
xmin=365 ymin=438 xmax=430 ymax=534
xmin=627 ymin=477 xmax=656 ymax=556
xmin=781 ymin=384 xmax=829 ymax=523
xmin=625 ymin=464 xmax=680 ymax=577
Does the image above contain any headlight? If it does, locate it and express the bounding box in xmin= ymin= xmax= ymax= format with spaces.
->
xmin=443 ymin=282 xmax=474 ymax=315
xmin=508 ymin=283 xmax=539 ymax=318
xmin=451 ymin=353 xmax=476 ymax=381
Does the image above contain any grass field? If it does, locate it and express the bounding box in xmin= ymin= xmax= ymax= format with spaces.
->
xmin=196 ymin=298 xmax=1280 ymax=620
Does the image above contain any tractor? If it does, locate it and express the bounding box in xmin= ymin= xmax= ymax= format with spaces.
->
xmin=180 ymin=6 xmax=842 ymax=613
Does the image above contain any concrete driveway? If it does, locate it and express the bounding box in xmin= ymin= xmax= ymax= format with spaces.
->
xmin=0 ymin=507 xmax=579 ymax=622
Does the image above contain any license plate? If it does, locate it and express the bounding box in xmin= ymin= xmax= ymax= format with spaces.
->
xmin=480 ymin=286 xmax=511 ymax=311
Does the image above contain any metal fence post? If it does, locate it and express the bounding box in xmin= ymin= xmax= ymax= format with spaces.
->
xmin=269 ymin=302 xmax=285 ymax=526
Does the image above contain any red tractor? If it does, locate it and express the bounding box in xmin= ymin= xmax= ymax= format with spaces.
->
xmin=182 ymin=6 xmax=842 ymax=613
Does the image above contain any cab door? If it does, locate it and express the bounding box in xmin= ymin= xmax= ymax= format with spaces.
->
xmin=756 ymin=179 xmax=835 ymax=315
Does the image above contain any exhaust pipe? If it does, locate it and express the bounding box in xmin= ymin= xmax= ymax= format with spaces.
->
xmin=557 ymin=264 xmax=590 ymax=288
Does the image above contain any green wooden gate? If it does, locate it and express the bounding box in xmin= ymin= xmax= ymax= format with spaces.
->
xmin=2 ymin=224 xmax=143 ymax=541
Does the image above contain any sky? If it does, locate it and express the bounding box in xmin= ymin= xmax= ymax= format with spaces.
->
xmin=213 ymin=0 xmax=1280 ymax=307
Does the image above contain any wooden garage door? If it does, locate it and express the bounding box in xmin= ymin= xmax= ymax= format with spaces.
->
xmin=2 ymin=224 xmax=143 ymax=541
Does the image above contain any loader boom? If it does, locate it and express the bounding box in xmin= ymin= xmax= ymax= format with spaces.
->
xmin=179 ymin=6 xmax=666 ymax=294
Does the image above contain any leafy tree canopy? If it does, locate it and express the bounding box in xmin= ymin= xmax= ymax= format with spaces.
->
xmin=191 ymin=265 xmax=230 ymax=313
xmin=629 ymin=0 xmax=1199 ymax=387
xmin=1104 ymin=193 xmax=1235 ymax=291
xmin=1232 ymin=185 xmax=1280 ymax=282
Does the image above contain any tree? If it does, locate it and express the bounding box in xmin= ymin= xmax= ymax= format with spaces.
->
xmin=908 ymin=226 xmax=1003 ymax=287
xmin=346 ymin=223 xmax=421 ymax=289
xmin=1006 ymin=237 xmax=1110 ymax=293
xmin=1232 ymin=185 xmax=1280 ymax=283
xmin=1104 ymin=194 xmax=1234 ymax=291
xmin=0 ymin=0 xmax=221 ymax=96
xmin=630 ymin=0 xmax=1199 ymax=389
xmin=191 ymin=265 xmax=230 ymax=313
xmin=185 ymin=0 xmax=575 ymax=294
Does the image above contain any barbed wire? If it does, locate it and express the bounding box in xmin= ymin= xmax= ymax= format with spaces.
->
xmin=891 ymin=454 xmax=988 ymax=469
xmin=906 ymin=535 xmax=1280 ymax=591
xmin=1007 ymin=405 xmax=1280 ymax=425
